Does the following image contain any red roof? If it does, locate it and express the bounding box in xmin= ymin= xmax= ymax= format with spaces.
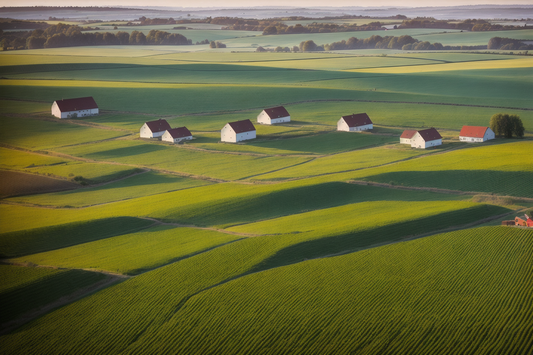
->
xmin=417 ymin=128 xmax=442 ymax=141
xmin=145 ymin=119 xmax=171 ymax=133
xmin=55 ymin=97 xmax=98 ymax=112
xmin=400 ymin=129 xmax=417 ymax=139
xmin=228 ymin=119 xmax=255 ymax=133
xmin=166 ymin=126 xmax=192 ymax=139
xmin=459 ymin=126 xmax=488 ymax=138
xmin=263 ymin=106 xmax=290 ymax=119
xmin=341 ymin=113 xmax=373 ymax=127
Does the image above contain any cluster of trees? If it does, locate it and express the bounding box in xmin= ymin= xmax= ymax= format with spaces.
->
xmin=262 ymin=22 xmax=384 ymax=36
xmin=209 ymin=41 xmax=226 ymax=48
xmin=489 ymin=113 xmax=525 ymax=138
xmin=488 ymin=37 xmax=533 ymax=50
xmin=0 ymin=23 xmax=192 ymax=50
xmin=256 ymin=46 xmax=296 ymax=52
xmin=296 ymin=35 xmax=485 ymax=52
xmin=131 ymin=17 xmax=177 ymax=25
xmin=399 ymin=18 xmax=527 ymax=31
xmin=0 ymin=19 xmax=48 ymax=30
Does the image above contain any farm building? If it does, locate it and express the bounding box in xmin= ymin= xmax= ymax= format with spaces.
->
xmin=400 ymin=130 xmax=418 ymax=145
xmin=410 ymin=128 xmax=442 ymax=149
xmin=337 ymin=113 xmax=373 ymax=132
xmin=459 ymin=126 xmax=495 ymax=143
xmin=257 ymin=106 xmax=291 ymax=125
xmin=140 ymin=119 xmax=172 ymax=139
xmin=401 ymin=128 xmax=442 ymax=149
xmin=221 ymin=119 xmax=256 ymax=143
xmin=162 ymin=127 xmax=193 ymax=144
xmin=51 ymin=97 xmax=99 ymax=119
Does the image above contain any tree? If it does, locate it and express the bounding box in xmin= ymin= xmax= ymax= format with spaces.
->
xmin=490 ymin=113 xmax=524 ymax=138
xmin=299 ymin=40 xmax=317 ymax=52
xmin=26 ymin=36 xmax=46 ymax=49
xmin=262 ymin=26 xmax=277 ymax=35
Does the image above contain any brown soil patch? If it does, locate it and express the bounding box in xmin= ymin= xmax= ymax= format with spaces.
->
xmin=0 ymin=170 xmax=79 ymax=198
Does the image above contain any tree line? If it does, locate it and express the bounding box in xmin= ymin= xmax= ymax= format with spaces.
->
xmin=288 ymin=35 xmax=485 ymax=52
xmin=0 ymin=23 xmax=192 ymax=50
xmin=488 ymin=37 xmax=533 ymax=50
xmin=399 ymin=18 xmax=529 ymax=31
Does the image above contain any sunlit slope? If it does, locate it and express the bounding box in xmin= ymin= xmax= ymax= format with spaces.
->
xmin=1 ymin=225 xmax=528 ymax=354
xmin=11 ymin=225 xmax=242 ymax=275
xmin=125 ymin=227 xmax=533 ymax=355
xmin=257 ymin=141 xmax=533 ymax=198
xmin=0 ymin=265 xmax=106 ymax=325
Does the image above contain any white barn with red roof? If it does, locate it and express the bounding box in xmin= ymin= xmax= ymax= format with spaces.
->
xmin=337 ymin=113 xmax=373 ymax=132
xmin=411 ymin=128 xmax=442 ymax=149
xmin=257 ymin=106 xmax=290 ymax=125
xmin=400 ymin=129 xmax=418 ymax=145
xmin=221 ymin=119 xmax=256 ymax=143
xmin=51 ymin=97 xmax=99 ymax=119
xmin=459 ymin=126 xmax=495 ymax=143
xmin=140 ymin=119 xmax=172 ymax=139
xmin=162 ymin=127 xmax=193 ymax=144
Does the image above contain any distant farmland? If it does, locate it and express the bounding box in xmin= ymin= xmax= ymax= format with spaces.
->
xmin=0 ymin=8 xmax=532 ymax=354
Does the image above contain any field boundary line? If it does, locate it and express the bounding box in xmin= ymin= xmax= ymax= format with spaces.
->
xmin=0 ymin=272 xmax=125 ymax=336
xmin=347 ymin=180 xmax=533 ymax=202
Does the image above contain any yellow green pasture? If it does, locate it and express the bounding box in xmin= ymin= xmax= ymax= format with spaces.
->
xmin=12 ymin=225 xmax=241 ymax=275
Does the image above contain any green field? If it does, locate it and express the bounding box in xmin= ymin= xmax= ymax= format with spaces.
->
xmin=0 ymin=17 xmax=532 ymax=354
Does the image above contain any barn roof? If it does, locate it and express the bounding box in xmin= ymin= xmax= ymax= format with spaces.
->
xmin=54 ymin=97 xmax=98 ymax=112
xmin=145 ymin=119 xmax=171 ymax=133
xmin=263 ymin=106 xmax=290 ymax=119
xmin=227 ymin=119 xmax=256 ymax=133
xmin=166 ymin=127 xmax=192 ymax=138
xmin=400 ymin=129 xmax=418 ymax=139
xmin=341 ymin=113 xmax=373 ymax=127
xmin=417 ymin=128 xmax=442 ymax=141
xmin=459 ymin=126 xmax=489 ymax=138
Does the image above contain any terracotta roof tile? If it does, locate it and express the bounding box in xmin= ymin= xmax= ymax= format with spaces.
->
xmin=400 ymin=129 xmax=418 ymax=139
xmin=459 ymin=126 xmax=488 ymax=138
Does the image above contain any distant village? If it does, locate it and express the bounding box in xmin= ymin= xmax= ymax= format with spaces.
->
xmin=51 ymin=96 xmax=496 ymax=149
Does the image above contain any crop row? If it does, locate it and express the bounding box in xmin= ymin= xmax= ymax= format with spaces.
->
xmin=0 ymin=203 xmax=510 ymax=354
xmin=123 ymin=227 xmax=533 ymax=354
xmin=0 ymin=265 xmax=106 ymax=325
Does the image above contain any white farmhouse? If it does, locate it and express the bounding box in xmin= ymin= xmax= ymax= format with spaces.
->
xmin=459 ymin=126 xmax=495 ymax=143
xmin=400 ymin=129 xmax=418 ymax=145
xmin=140 ymin=119 xmax=172 ymax=139
xmin=221 ymin=119 xmax=256 ymax=143
xmin=162 ymin=127 xmax=193 ymax=144
xmin=51 ymin=97 xmax=99 ymax=119
xmin=337 ymin=113 xmax=373 ymax=132
xmin=410 ymin=128 xmax=442 ymax=149
xmin=257 ymin=106 xmax=290 ymax=125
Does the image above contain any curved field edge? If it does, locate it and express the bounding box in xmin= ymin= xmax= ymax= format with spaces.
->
xmin=121 ymin=226 xmax=533 ymax=355
xmin=0 ymin=203 xmax=511 ymax=355
xmin=0 ymin=265 xmax=107 ymax=325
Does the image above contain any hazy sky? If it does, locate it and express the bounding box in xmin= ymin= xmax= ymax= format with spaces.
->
xmin=2 ymin=0 xmax=533 ymax=7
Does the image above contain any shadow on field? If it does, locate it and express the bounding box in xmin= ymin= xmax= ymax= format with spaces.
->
xmin=249 ymin=204 xmax=509 ymax=273
xmin=85 ymin=144 xmax=167 ymax=158
xmin=0 ymin=217 xmax=155 ymax=258
xmin=178 ymin=182 xmax=463 ymax=227
xmin=362 ymin=170 xmax=533 ymax=198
